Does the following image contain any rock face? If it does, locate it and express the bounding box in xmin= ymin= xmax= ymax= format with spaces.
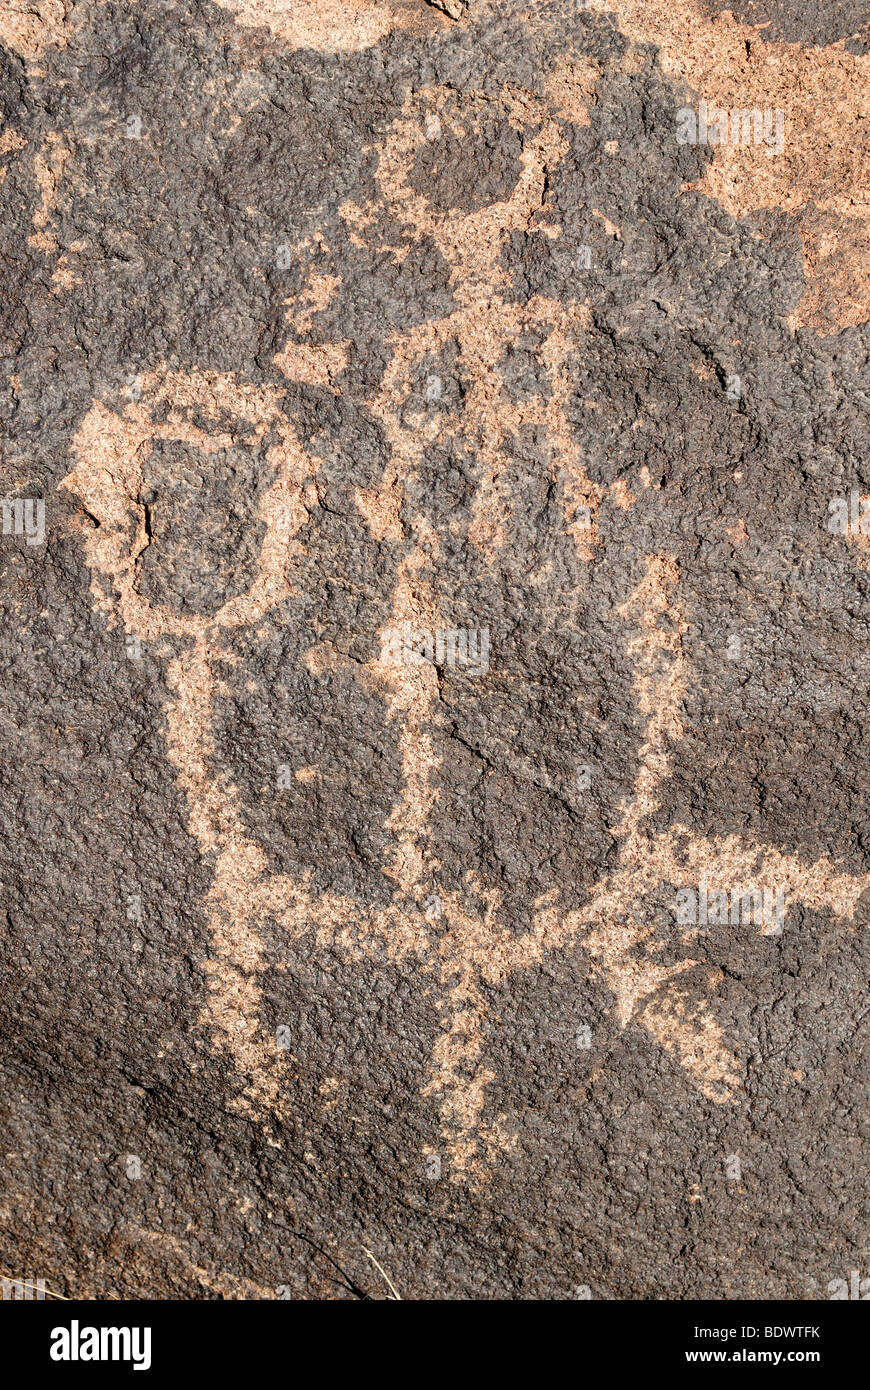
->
xmin=1 ymin=0 xmax=868 ymax=1300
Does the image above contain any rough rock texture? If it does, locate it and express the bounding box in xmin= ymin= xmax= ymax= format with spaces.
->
xmin=1 ymin=0 xmax=868 ymax=1300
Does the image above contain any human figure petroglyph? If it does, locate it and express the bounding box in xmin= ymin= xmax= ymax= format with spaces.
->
xmin=60 ymin=81 xmax=870 ymax=1184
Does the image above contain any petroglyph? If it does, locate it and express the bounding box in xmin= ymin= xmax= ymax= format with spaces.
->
xmin=63 ymin=369 xmax=314 ymax=1121
xmin=58 ymin=68 xmax=870 ymax=1184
